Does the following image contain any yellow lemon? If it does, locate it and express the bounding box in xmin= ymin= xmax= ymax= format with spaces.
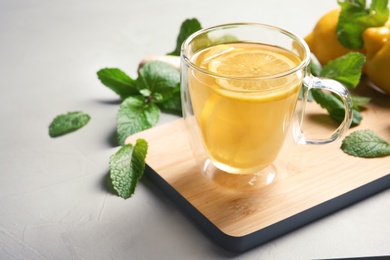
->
xmin=304 ymin=9 xmax=353 ymax=66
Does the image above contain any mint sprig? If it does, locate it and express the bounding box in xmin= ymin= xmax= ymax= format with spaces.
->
xmin=310 ymin=52 xmax=366 ymax=126
xmin=337 ymin=0 xmax=389 ymax=49
xmin=113 ymin=17 xmax=198 ymax=143
xmin=98 ymin=61 xmax=180 ymax=145
xmin=98 ymin=19 xmax=199 ymax=146
xmin=98 ymin=18 xmax=200 ymax=198
xmin=311 ymin=89 xmax=363 ymax=125
xmin=49 ymin=111 xmax=91 ymax=137
xmin=110 ymin=139 xmax=148 ymax=199
xmin=341 ymin=130 xmax=390 ymax=158
xmin=136 ymin=60 xmax=181 ymax=107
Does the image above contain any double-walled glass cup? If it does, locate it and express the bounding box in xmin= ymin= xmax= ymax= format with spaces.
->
xmin=180 ymin=23 xmax=353 ymax=186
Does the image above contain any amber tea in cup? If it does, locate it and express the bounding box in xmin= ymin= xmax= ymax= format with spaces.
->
xmin=181 ymin=23 xmax=353 ymax=185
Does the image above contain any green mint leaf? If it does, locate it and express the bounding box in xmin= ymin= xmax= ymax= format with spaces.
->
xmin=49 ymin=111 xmax=90 ymax=137
xmin=311 ymin=89 xmax=362 ymax=126
xmin=139 ymin=89 xmax=152 ymax=97
xmin=157 ymin=87 xmax=182 ymax=114
xmin=329 ymin=107 xmax=363 ymax=126
xmin=110 ymin=139 xmax=148 ymax=199
xmin=337 ymin=0 xmax=389 ymax=49
xmin=97 ymin=68 xmax=139 ymax=99
xmin=304 ymin=56 xmax=323 ymax=101
xmin=167 ymin=18 xmax=202 ymax=56
xmin=309 ymin=55 xmax=322 ymax=77
xmin=116 ymin=96 xmax=159 ymax=145
xmin=320 ymin=52 xmax=366 ymax=89
xmin=352 ymin=95 xmax=371 ymax=110
xmin=136 ymin=61 xmax=180 ymax=103
xmin=341 ymin=130 xmax=390 ymax=158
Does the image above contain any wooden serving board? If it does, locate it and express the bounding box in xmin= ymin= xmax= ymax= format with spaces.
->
xmin=125 ymin=83 xmax=390 ymax=253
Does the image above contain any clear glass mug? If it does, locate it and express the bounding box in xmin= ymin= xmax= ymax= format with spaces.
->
xmin=180 ymin=23 xmax=353 ymax=186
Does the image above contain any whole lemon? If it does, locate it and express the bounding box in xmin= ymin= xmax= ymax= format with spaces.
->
xmin=304 ymin=9 xmax=353 ymax=66
xmin=363 ymin=23 xmax=390 ymax=94
xmin=305 ymin=8 xmax=390 ymax=95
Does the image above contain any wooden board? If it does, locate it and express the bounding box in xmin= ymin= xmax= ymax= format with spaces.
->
xmin=125 ymin=83 xmax=390 ymax=252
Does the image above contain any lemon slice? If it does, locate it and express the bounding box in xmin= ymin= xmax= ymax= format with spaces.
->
xmin=197 ymin=44 xmax=240 ymax=69
xmin=208 ymin=48 xmax=299 ymax=91
xmin=202 ymin=44 xmax=235 ymax=63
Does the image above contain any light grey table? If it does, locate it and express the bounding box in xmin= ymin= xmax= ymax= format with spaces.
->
xmin=1 ymin=0 xmax=389 ymax=259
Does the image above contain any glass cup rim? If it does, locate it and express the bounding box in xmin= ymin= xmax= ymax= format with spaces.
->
xmin=181 ymin=22 xmax=311 ymax=84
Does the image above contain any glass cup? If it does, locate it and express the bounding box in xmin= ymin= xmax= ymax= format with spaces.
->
xmin=180 ymin=23 xmax=353 ymax=187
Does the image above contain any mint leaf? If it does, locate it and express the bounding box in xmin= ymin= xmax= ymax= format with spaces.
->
xmin=136 ymin=61 xmax=181 ymax=104
xmin=49 ymin=111 xmax=90 ymax=137
xmin=311 ymin=89 xmax=362 ymax=126
xmin=97 ymin=68 xmax=139 ymax=99
xmin=341 ymin=130 xmax=390 ymax=158
xmin=110 ymin=139 xmax=148 ymax=199
xmin=337 ymin=0 xmax=389 ymax=49
xmin=320 ymin=52 xmax=366 ymax=89
xmin=116 ymin=96 xmax=159 ymax=145
xmin=352 ymin=95 xmax=371 ymax=110
xmin=157 ymin=88 xmax=182 ymax=114
xmin=309 ymin=55 xmax=322 ymax=77
xmin=167 ymin=18 xmax=202 ymax=56
xmin=310 ymin=53 xmax=366 ymax=126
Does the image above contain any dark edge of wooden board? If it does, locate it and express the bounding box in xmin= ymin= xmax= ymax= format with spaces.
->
xmin=144 ymin=164 xmax=390 ymax=253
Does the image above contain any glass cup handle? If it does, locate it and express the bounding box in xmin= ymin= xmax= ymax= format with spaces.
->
xmin=293 ymin=76 xmax=354 ymax=145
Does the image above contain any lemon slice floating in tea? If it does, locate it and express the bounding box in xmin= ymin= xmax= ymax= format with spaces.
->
xmin=207 ymin=44 xmax=299 ymax=91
